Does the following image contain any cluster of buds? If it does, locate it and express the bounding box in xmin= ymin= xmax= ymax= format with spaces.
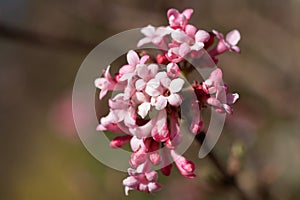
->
xmin=95 ymin=8 xmax=240 ymax=195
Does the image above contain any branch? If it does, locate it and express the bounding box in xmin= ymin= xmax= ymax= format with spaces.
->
xmin=195 ymin=132 xmax=250 ymax=200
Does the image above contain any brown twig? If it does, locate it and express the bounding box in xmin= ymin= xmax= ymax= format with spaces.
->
xmin=195 ymin=132 xmax=250 ymax=200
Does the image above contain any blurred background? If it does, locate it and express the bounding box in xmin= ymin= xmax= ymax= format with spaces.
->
xmin=1 ymin=0 xmax=300 ymax=199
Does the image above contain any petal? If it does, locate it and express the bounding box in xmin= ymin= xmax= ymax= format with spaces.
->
xmin=155 ymin=96 xmax=168 ymax=110
xmin=167 ymin=63 xmax=180 ymax=78
xmin=137 ymin=37 xmax=152 ymax=47
xmin=178 ymin=43 xmax=191 ymax=57
xmin=136 ymin=64 xmax=148 ymax=79
xmin=169 ymin=78 xmax=185 ymax=93
xmin=167 ymin=8 xmax=180 ymax=19
xmin=127 ymin=50 xmax=139 ymax=66
xmin=171 ymin=30 xmax=190 ymax=43
xmin=130 ymin=136 xmax=142 ymax=152
xmin=168 ymin=93 xmax=182 ymax=106
xmin=94 ymin=77 xmax=106 ymax=89
xmin=141 ymin=25 xmax=155 ymax=37
xmin=209 ymin=68 xmax=223 ymax=83
xmin=212 ymin=29 xmax=224 ymax=40
xmin=182 ymin=9 xmax=193 ymax=19
xmin=185 ymin=24 xmax=197 ymax=37
xmin=195 ymin=30 xmax=210 ymax=42
xmin=145 ymin=171 xmax=158 ymax=182
xmin=227 ymin=93 xmax=239 ymax=104
xmin=138 ymin=102 xmax=151 ymax=118
xmin=206 ymin=97 xmax=222 ymax=107
xmin=135 ymin=91 xmax=147 ymax=102
xmin=226 ymin=29 xmax=241 ymax=46
xmin=135 ymin=79 xmax=146 ymax=91
xmin=148 ymin=64 xmax=159 ymax=78
xmin=145 ymin=79 xmax=162 ymax=97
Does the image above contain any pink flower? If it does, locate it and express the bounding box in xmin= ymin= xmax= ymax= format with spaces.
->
xmin=203 ymin=68 xmax=239 ymax=114
xmin=166 ymin=62 xmax=180 ymax=78
xmin=137 ymin=25 xmax=171 ymax=48
xmin=166 ymin=25 xmax=209 ymax=62
xmin=95 ymin=65 xmax=124 ymax=99
xmin=167 ymin=8 xmax=193 ymax=30
xmin=209 ymin=29 xmax=241 ymax=57
xmin=123 ymin=170 xmax=162 ymax=195
xmin=206 ymin=85 xmax=239 ymax=114
xmin=118 ymin=50 xmax=149 ymax=82
xmin=170 ymin=150 xmax=196 ymax=178
xmin=142 ymin=71 xmax=184 ymax=110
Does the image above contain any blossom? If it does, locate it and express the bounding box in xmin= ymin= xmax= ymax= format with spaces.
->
xmin=94 ymin=7 xmax=241 ymax=195
xmin=95 ymin=65 xmax=124 ymax=99
xmin=170 ymin=150 xmax=196 ymax=178
xmin=147 ymin=72 xmax=185 ymax=110
xmin=137 ymin=25 xmax=171 ymax=48
xmin=166 ymin=25 xmax=210 ymax=62
xmin=202 ymin=68 xmax=239 ymax=114
xmin=209 ymin=29 xmax=241 ymax=57
xmin=123 ymin=169 xmax=162 ymax=195
xmin=118 ymin=50 xmax=149 ymax=82
xmin=167 ymin=8 xmax=193 ymax=30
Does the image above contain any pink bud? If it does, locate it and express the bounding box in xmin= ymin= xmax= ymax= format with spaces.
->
xmin=110 ymin=135 xmax=132 ymax=148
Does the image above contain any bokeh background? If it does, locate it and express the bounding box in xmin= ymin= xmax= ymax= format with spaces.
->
xmin=1 ymin=0 xmax=300 ymax=199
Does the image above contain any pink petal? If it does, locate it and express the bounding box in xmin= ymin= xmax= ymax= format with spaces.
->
xmin=182 ymin=9 xmax=193 ymax=20
xmin=110 ymin=135 xmax=132 ymax=148
xmin=167 ymin=8 xmax=180 ymax=19
xmin=178 ymin=43 xmax=191 ymax=57
xmin=171 ymin=30 xmax=190 ymax=43
xmin=148 ymin=182 xmax=162 ymax=193
xmin=227 ymin=93 xmax=239 ymax=104
xmin=167 ymin=63 xmax=180 ymax=78
xmin=226 ymin=29 xmax=241 ymax=46
xmin=145 ymin=79 xmax=162 ymax=97
xmin=209 ymin=68 xmax=223 ymax=83
xmin=185 ymin=24 xmax=197 ymax=37
xmin=206 ymin=97 xmax=222 ymax=107
xmin=127 ymin=50 xmax=139 ymax=66
xmin=145 ymin=171 xmax=158 ymax=182
xmin=130 ymin=136 xmax=142 ymax=152
xmin=141 ymin=25 xmax=155 ymax=37
xmin=137 ymin=37 xmax=152 ymax=47
xmin=135 ymin=79 xmax=146 ymax=91
xmin=195 ymin=30 xmax=210 ymax=42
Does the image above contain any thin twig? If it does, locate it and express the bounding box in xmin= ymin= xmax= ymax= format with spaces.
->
xmin=195 ymin=132 xmax=250 ymax=200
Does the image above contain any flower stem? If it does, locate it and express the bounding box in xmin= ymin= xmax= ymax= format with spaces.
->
xmin=195 ymin=132 xmax=250 ymax=200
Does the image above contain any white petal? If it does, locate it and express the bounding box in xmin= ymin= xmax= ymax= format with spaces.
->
xmin=135 ymin=79 xmax=146 ymax=91
xmin=168 ymin=93 xmax=182 ymax=106
xmin=155 ymin=96 xmax=168 ymax=110
xmin=169 ymin=78 xmax=184 ymax=93
xmin=138 ymin=102 xmax=151 ymax=118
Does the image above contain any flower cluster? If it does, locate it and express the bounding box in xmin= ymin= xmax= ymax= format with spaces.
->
xmin=95 ymin=8 xmax=241 ymax=195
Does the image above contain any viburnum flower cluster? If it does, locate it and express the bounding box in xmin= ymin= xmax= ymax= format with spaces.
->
xmin=95 ymin=8 xmax=240 ymax=195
